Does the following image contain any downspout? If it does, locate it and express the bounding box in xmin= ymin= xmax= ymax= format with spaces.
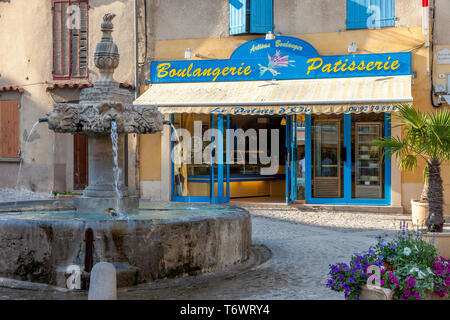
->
xmin=134 ymin=0 xmax=141 ymax=197
xmin=429 ymin=0 xmax=442 ymax=108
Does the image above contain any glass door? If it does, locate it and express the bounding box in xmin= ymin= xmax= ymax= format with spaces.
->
xmin=286 ymin=115 xmax=306 ymax=204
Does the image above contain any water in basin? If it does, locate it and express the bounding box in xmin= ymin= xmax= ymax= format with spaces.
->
xmin=0 ymin=201 xmax=243 ymax=222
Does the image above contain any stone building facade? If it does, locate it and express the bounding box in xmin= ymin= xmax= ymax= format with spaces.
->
xmin=0 ymin=0 xmax=449 ymax=214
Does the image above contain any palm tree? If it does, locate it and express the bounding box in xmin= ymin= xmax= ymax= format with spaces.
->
xmin=374 ymin=104 xmax=450 ymax=232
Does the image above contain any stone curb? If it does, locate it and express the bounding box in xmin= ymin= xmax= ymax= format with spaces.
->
xmin=0 ymin=277 xmax=69 ymax=293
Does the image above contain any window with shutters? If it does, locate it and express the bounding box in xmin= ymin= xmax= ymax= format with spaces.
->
xmin=229 ymin=0 xmax=273 ymax=36
xmin=0 ymin=101 xmax=20 ymax=159
xmin=52 ymin=0 xmax=89 ymax=79
xmin=347 ymin=0 xmax=395 ymax=30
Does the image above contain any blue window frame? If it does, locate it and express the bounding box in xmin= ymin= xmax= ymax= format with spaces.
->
xmin=347 ymin=0 xmax=395 ymax=30
xmin=229 ymin=0 xmax=273 ymax=35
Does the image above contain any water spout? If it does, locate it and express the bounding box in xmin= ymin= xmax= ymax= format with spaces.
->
xmin=38 ymin=118 xmax=49 ymax=123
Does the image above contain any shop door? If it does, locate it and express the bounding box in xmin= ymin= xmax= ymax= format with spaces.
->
xmin=311 ymin=118 xmax=344 ymax=199
xmin=74 ymin=133 xmax=88 ymax=190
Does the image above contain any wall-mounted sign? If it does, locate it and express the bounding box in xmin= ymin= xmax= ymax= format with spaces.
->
xmin=437 ymin=48 xmax=450 ymax=65
xmin=149 ymin=36 xmax=411 ymax=83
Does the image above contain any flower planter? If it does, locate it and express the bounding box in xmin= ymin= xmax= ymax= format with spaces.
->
xmin=411 ymin=199 xmax=428 ymax=227
xmin=359 ymin=285 xmax=393 ymax=300
xmin=426 ymin=290 xmax=449 ymax=300
xmin=55 ymin=194 xmax=75 ymax=199
xmin=423 ymin=232 xmax=450 ymax=260
xmin=359 ymin=286 xmax=448 ymax=300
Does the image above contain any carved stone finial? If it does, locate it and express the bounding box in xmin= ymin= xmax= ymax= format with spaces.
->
xmin=101 ymin=13 xmax=116 ymax=33
xmin=94 ymin=13 xmax=119 ymax=87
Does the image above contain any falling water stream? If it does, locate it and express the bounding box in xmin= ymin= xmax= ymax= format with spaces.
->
xmin=110 ymin=120 xmax=124 ymax=217
xmin=15 ymin=121 xmax=40 ymax=192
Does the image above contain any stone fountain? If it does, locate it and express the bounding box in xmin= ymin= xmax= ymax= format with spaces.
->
xmin=0 ymin=14 xmax=251 ymax=290
xmin=46 ymin=13 xmax=163 ymax=215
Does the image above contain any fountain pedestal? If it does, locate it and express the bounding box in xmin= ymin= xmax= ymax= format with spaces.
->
xmin=74 ymin=135 xmax=139 ymax=214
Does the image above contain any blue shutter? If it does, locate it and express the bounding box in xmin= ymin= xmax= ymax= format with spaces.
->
xmin=250 ymin=0 xmax=273 ymax=34
xmin=375 ymin=0 xmax=395 ymax=28
xmin=347 ymin=0 xmax=395 ymax=30
xmin=230 ymin=0 xmax=247 ymax=35
xmin=347 ymin=0 xmax=371 ymax=30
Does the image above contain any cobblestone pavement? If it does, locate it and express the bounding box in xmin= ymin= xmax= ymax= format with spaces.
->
xmin=119 ymin=212 xmax=393 ymax=300
xmin=0 ymin=202 xmax=412 ymax=300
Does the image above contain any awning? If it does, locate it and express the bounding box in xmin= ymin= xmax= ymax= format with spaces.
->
xmin=134 ymin=75 xmax=412 ymax=115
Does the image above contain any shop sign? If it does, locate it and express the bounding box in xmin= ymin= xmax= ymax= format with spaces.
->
xmin=149 ymin=36 xmax=411 ymax=83
xmin=437 ymin=49 xmax=450 ymax=65
xmin=205 ymin=105 xmax=401 ymax=115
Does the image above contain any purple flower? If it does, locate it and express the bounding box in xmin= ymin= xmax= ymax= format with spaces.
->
xmin=405 ymin=276 xmax=416 ymax=289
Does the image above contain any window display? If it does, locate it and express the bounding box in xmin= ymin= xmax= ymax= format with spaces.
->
xmin=354 ymin=122 xmax=383 ymax=199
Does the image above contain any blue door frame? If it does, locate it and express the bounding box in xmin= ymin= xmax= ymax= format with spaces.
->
xmin=304 ymin=113 xmax=391 ymax=206
xmin=285 ymin=115 xmax=298 ymax=204
xmin=211 ymin=114 xmax=230 ymax=204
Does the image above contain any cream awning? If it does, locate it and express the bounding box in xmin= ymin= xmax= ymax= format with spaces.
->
xmin=134 ymin=75 xmax=412 ymax=115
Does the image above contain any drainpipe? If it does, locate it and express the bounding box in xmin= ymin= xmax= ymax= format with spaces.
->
xmin=134 ymin=0 xmax=141 ymax=197
xmin=429 ymin=0 xmax=442 ymax=108
xmin=423 ymin=0 xmax=430 ymax=74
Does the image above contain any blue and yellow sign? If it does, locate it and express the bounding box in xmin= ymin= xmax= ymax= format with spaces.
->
xmin=149 ymin=36 xmax=411 ymax=83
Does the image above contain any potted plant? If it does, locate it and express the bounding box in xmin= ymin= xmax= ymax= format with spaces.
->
xmin=52 ymin=190 xmax=76 ymax=199
xmin=326 ymin=222 xmax=450 ymax=300
xmin=374 ymin=104 xmax=450 ymax=232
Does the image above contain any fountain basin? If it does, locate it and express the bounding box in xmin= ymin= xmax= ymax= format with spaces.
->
xmin=0 ymin=201 xmax=251 ymax=288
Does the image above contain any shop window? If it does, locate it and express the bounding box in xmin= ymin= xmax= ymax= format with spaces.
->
xmin=347 ymin=0 xmax=395 ymax=30
xmin=52 ymin=0 xmax=89 ymax=79
xmin=351 ymin=113 xmax=385 ymax=199
xmin=0 ymin=100 xmax=20 ymax=159
xmin=229 ymin=0 xmax=273 ymax=35
xmin=229 ymin=115 xmax=285 ymax=175
xmin=172 ymin=114 xmax=211 ymax=198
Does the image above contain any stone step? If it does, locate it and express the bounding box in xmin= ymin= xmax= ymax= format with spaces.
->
xmin=293 ymin=204 xmax=404 ymax=214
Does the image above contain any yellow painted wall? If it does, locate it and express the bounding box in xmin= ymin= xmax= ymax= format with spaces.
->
xmin=139 ymin=26 xmax=450 ymax=214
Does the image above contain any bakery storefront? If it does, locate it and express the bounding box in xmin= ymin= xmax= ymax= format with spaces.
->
xmin=135 ymin=36 xmax=412 ymax=205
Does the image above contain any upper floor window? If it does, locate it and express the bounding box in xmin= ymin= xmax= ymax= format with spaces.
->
xmin=347 ymin=0 xmax=395 ymax=30
xmin=229 ymin=0 xmax=273 ymax=35
xmin=0 ymin=100 xmax=20 ymax=159
xmin=52 ymin=0 xmax=89 ymax=79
